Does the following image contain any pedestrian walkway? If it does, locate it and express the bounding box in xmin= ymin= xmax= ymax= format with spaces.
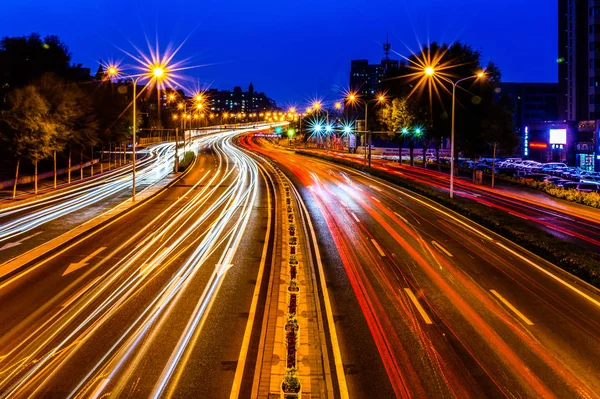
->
xmin=252 ymin=165 xmax=333 ymax=398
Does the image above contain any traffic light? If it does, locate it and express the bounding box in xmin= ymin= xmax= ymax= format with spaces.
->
xmin=287 ymin=128 xmax=295 ymax=138
xmin=275 ymin=126 xmax=283 ymax=134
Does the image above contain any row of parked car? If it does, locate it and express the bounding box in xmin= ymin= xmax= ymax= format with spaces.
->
xmin=493 ymin=158 xmax=600 ymax=193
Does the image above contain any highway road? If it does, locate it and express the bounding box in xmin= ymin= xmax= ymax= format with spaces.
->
xmin=0 ymin=131 xmax=276 ymax=398
xmin=318 ymin=150 xmax=600 ymax=253
xmin=0 ymin=142 xmax=177 ymax=263
xmin=244 ymin=137 xmax=600 ymax=399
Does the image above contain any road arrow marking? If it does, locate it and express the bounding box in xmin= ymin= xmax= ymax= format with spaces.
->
xmin=0 ymin=231 xmax=43 ymax=251
xmin=140 ymin=246 xmax=171 ymax=276
xmin=62 ymin=247 xmax=106 ymax=276
xmin=404 ymin=288 xmax=433 ymax=324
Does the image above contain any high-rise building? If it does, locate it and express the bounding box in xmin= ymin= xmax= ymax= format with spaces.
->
xmin=558 ymin=0 xmax=600 ymax=121
xmin=207 ymin=83 xmax=277 ymax=114
xmin=349 ymin=58 xmax=399 ymax=99
xmin=349 ymin=35 xmax=399 ymax=99
xmin=559 ymin=0 xmax=600 ymax=170
xmin=497 ymin=82 xmax=559 ymax=145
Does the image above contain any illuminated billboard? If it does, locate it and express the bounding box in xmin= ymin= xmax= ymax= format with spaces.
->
xmin=549 ymin=129 xmax=567 ymax=145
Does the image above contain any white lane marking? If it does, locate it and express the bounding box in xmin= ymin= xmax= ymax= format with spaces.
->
xmin=339 ymin=164 xmax=600 ymax=309
xmin=495 ymin=241 xmax=600 ymax=309
xmin=371 ymin=239 xmax=386 ymax=257
xmin=404 ymin=288 xmax=433 ymax=324
xmin=371 ymin=196 xmax=381 ymax=203
xmin=294 ymin=177 xmax=350 ymax=397
xmin=370 ymin=185 xmax=383 ymax=192
xmin=490 ymin=290 xmax=534 ymax=326
xmin=0 ymin=231 xmax=43 ymax=251
xmin=393 ymin=212 xmax=409 ymax=224
xmin=351 ymin=212 xmax=360 ymax=223
xmin=230 ymin=172 xmax=273 ymax=399
xmin=62 ymin=247 xmax=107 ymax=276
xmin=89 ymin=378 xmax=111 ymax=399
xmin=431 ymin=241 xmax=453 ymax=258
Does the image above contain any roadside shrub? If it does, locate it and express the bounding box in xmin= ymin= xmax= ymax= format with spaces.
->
xmin=178 ymin=151 xmax=196 ymax=171
xmin=501 ymin=176 xmax=600 ymax=209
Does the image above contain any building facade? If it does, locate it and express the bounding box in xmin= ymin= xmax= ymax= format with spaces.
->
xmin=207 ymin=83 xmax=277 ymax=114
xmin=349 ymin=59 xmax=399 ymax=99
xmin=497 ymin=82 xmax=559 ymax=155
xmin=559 ymin=0 xmax=600 ymax=170
xmin=558 ymin=0 xmax=600 ymax=121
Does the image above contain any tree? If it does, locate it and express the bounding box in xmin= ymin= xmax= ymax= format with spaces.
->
xmin=0 ymin=34 xmax=72 ymax=101
xmin=36 ymin=74 xmax=79 ymax=186
xmin=379 ymin=97 xmax=415 ymax=163
xmin=0 ymin=85 xmax=57 ymax=196
xmin=384 ymin=42 xmax=514 ymax=170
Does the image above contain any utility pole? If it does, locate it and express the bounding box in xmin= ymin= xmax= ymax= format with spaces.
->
xmin=174 ymin=127 xmax=180 ymax=172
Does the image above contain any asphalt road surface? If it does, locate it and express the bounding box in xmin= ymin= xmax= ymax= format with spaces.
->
xmin=245 ymin=137 xmax=600 ymax=399
xmin=0 ymin=133 xmax=274 ymax=398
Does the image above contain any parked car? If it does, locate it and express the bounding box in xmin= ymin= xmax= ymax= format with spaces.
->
xmin=543 ymin=176 xmax=562 ymax=184
xmin=553 ymin=179 xmax=573 ymax=187
xmin=541 ymin=162 xmax=567 ymax=171
xmin=562 ymin=182 xmax=600 ymax=192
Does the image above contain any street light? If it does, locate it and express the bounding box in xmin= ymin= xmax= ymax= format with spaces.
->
xmin=346 ymin=92 xmax=387 ymax=167
xmin=107 ymin=64 xmax=168 ymax=201
xmin=425 ymin=67 xmax=485 ymax=199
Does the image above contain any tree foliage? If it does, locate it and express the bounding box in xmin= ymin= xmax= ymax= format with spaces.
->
xmin=0 ymin=85 xmax=57 ymax=164
xmin=384 ymin=41 xmax=517 ymax=158
xmin=379 ymin=98 xmax=415 ymax=137
xmin=0 ymin=33 xmax=72 ymax=101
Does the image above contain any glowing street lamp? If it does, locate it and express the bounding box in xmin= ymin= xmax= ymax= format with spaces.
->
xmin=425 ymin=66 xmax=485 ymax=199
xmin=362 ymin=93 xmax=388 ymax=167
xmin=107 ymin=64 xmax=167 ymax=201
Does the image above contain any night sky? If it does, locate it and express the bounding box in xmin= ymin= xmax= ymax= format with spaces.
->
xmin=1 ymin=0 xmax=556 ymax=107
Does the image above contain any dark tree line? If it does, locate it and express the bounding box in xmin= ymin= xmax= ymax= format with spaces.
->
xmin=0 ymin=34 xmax=134 ymax=196
xmin=379 ymin=41 xmax=518 ymax=169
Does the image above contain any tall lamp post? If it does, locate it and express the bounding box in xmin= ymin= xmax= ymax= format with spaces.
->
xmin=107 ymin=65 xmax=166 ymax=201
xmin=346 ymin=92 xmax=386 ymax=167
xmin=424 ymin=67 xmax=484 ymax=199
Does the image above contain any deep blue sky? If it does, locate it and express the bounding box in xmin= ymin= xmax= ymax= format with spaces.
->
xmin=1 ymin=0 xmax=556 ymax=107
